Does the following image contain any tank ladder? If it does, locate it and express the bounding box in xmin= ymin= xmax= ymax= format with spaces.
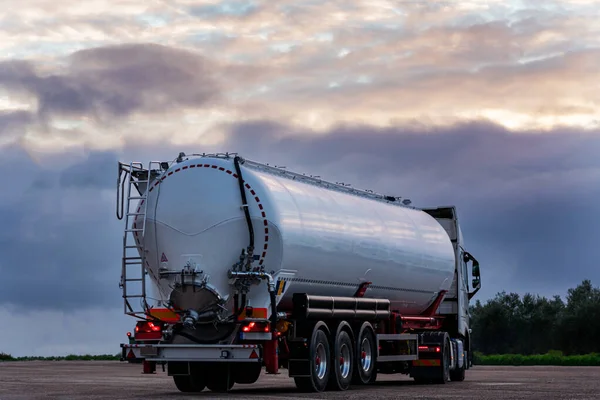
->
xmin=119 ymin=161 xmax=153 ymax=319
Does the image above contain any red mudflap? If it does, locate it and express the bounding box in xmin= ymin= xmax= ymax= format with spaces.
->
xmin=142 ymin=360 xmax=156 ymax=374
xmin=264 ymin=339 xmax=279 ymax=374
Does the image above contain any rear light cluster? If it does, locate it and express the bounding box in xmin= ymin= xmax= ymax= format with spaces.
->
xmin=418 ymin=345 xmax=441 ymax=353
xmin=134 ymin=321 xmax=163 ymax=340
xmin=242 ymin=321 xmax=270 ymax=333
xmin=135 ymin=321 xmax=162 ymax=333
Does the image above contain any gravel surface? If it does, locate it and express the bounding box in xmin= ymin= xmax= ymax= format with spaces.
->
xmin=0 ymin=361 xmax=598 ymax=399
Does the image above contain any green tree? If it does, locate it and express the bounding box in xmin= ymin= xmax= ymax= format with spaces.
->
xmin=468 ymin=282 xmax=600 ymax=356
xmin=558 ymin=280 xmax=600 ymax=355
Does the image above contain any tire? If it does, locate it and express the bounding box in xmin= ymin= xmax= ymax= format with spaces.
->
xmin=351 ymin=322 xmax=377 ymax=385
xmin=233 ymin=363 xmax=262 ymax=384
xmin=205 ymin=363 xmax=235 ymax=392
xmin=294 ymin=326 xmax=331 ymax=392
xmin=172 ymin=362 xmax=206 ymax=392
xmin=328 ymin=327 xmax=354 ymax=391
xmin=172 ymin=375 xmax=205 ymax=392
xmin=450 ymin=350 xmax=466 ymax=382
xmin=436 ymin=334 xmax=451 ymax=384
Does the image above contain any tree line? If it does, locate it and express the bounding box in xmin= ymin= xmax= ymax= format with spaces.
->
xmin=469 ymin=279 xmax=600 ymax=355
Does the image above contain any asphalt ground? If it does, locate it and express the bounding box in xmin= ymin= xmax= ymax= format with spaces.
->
xmin=0 ymin=361 xmax=598 ymax=399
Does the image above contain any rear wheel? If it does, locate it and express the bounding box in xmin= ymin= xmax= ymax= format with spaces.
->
xmin=436 ymin=334 xmax=451 ymax=384
xmin=328 ymin=326 xmax=354 ymax=391
xmin=294 ymin=326 xmax=331 ymax=392
xmin=233 ymin=363 xmax=262 ymax=384
xmin=172 ymin=362 xmax=206 ymax=392
xmin=352 ymin=322 xmax=377 ymax=385
xmin=205 ymin=363 xmax=235 ymax=392
xmin=173 ymin=375 xmax=204 ymax=392
xmin=450 ymin=349 xmax=466 ymax=382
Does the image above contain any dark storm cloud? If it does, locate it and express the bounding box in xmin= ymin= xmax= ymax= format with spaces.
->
xmin=224 ymin=120 xmax=600 ymax=298
xmin=0 ymin=43 xmax=220 ymax=121
xmin=0 ymin=147 xmax=124 ymax=310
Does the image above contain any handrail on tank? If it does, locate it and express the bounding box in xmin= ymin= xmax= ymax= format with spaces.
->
xmin=155 ymin=152 xmax=414 ymax=210
xmin=116 ymin=162 xmax=128 ymax=220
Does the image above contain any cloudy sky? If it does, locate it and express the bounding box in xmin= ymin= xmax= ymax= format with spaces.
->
xmin=1 ymin=0 xmax=599 ymax=357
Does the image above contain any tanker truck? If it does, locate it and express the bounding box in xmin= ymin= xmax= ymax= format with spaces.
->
xmin=117 ymin=152 xmax=482 ymax=393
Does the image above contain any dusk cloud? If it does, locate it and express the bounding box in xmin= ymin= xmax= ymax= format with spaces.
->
xmin=0 ymin=44 xmax=220 ymax=125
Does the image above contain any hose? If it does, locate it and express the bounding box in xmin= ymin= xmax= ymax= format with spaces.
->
xmin=233 ymin=156 xmax=255 ymax=260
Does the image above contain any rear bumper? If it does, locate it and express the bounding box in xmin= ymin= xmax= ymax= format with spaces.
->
xmin=121 ymin=343 xmax=262 ymax=363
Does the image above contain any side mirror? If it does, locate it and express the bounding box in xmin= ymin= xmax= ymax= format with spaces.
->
xmin=463 ymin=251 xmax=481 ymax=300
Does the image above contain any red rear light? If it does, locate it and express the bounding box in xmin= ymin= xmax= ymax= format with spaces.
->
xmin=242 ymin=321 xmax=270 ymax=333
xmin=147 ymin=322 xmax=161 ymax=332
xmin=127 ymin=332 xmax=132 ymax=337
xmin=134 ymin=321 xmax=163 ymax=340
xmin=418 ymin=345 xmax=442 ymax=353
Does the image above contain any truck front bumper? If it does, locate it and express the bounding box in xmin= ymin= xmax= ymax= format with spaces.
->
xmin=120 ymin=343 xmax=262 ymax=363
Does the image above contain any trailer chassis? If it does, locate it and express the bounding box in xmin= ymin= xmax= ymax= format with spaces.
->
xmin=122 ymin=292 xmax=468 ymax=393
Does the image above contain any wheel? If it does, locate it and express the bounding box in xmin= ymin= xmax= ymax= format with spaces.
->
xmin=436 ymin=334 xmax=451 ymax=384
xmin=172 ymin=362 xmax=206 ymax=392
xmin=172 ymin=375 xmax=205 ymax=392
xmin=328 ymin=325 xmax=354 ymax=391
xmin=294 ymin=326 xmax=331 ymax=392
xmin=233 ymin=363 xmax=262 ymax=384
xmin=205 ymin=363 xmax=235 ymax=392
xmin=450 ymin=350 xmax=466 ymax=382
xmin=352 ymin=322 xmax=377 ymax=385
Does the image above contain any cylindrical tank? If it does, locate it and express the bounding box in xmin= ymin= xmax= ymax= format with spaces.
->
xmin=134 ymin=155 xmax=456 ymax=327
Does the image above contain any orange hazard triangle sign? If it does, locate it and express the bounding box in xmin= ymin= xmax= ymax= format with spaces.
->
xmin=160 ymin=253 xmax=168 ymax=262
xmin=127 ymin=349 xmax=136 ymax=359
